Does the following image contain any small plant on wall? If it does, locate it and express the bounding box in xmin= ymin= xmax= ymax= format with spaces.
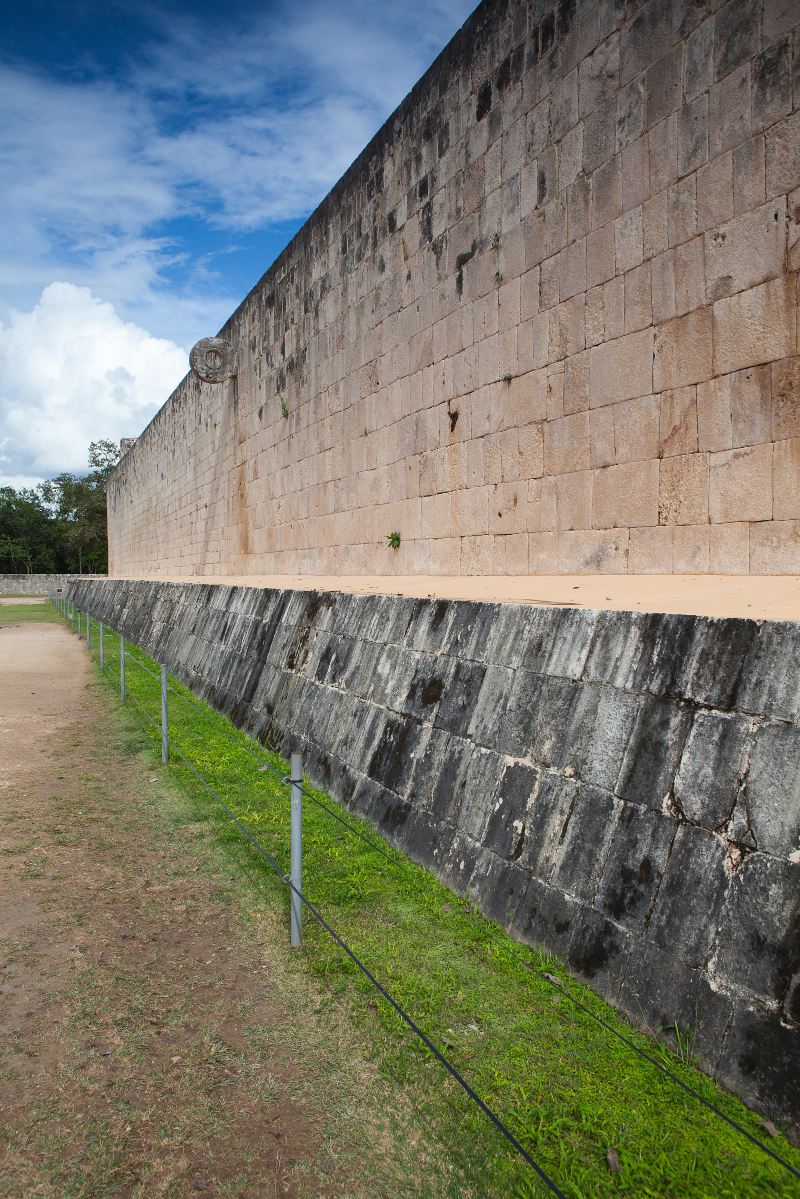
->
xmin=386 ymin=531 xmax=401 ymax=549
xmin=279 ymin=397 xmax=289 ymax=419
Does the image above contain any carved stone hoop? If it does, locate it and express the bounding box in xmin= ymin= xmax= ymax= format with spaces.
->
xmin=189 ymin=336 xmax=237 ymax=383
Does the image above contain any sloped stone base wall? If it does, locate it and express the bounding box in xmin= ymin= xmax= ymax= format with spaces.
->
xmin=67 ymin=578 xmax=800 ymax=1127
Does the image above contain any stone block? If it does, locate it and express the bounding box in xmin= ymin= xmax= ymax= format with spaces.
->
xmin=682 ymin=616 xmax=759 ymax=709
xmin=620 ymin=136 xmax=650 ymax=212
xmin=659 ymin=453 xmax=709 ymax=526
xmin=770 ymin=358 xmax=800 ymax=441
xmin=683 ymin=16 xmax=714 ymax=103
xmin=591 ymin=155 xmax=622 ymax=229
xmin=534 ymin=677 xmax=640 ymax=791
xmin=653 ymin=309 xmax=713 ymax=391
xmin=629 ymin=525 xmax=674 ymax=572
xmin=673 ymin=524 xmax=710 ymax=571
xmin=696 ymin=151 xmax=734 ymax=232
xmin=643 ymin=188 xmax=669 ymax=259
xmin=647 ymin=825 xmax=731 ymax=964
xmin=595 ymin=802 xmax=677 ymax=929
xmin=677 ymin=94 xmax=709 ymax=175
xmin=568 ymin=906 xmax=633 ymax=988
xmin=668 ymin=175 xmax=697 ymax=248
xmin=736 ymin=620 xmax=800 ymax=722
xmin=615 ymin=206 xmax=644 ymax=274
xmin=618 ymin=941 xmax=733 ymax=1073
xmin=554 ymin=469 xmax=592 ymax=529
xmin=616 ymin=694 xmax=692 ymax=810
xmin=589 ymin=405 xmax=615 ymax=467
xmin=589 ymin=328 xmax=654 ymax=408
xmin=674 ymin=711 xmax=753 ymax=830
xmin=730 ymin=364 xmax=773 ymax=448
xmin=710 ymin=522 xmax=750 ymax=572
xmin=697 ymin=376 xmax=733 ymax=452
xmin=704 ymin=198 xmax=786 ymax=304
xmin=592 ymin=459 xmax=659 ymax=528
xmin=513 ymin=876 xmax=578 ymax=961
xmin=751 ymin=517 xmax=800 ymax=570
xmin=714 ymin=0 xmax=760 ymax=81
xmin=752 ymin=35 xmax=792 ymax=133
xmin=549 ymin=784 xmax=620 ymax=902
xmin=659 ymin=387 xmax=698 ymax=458
xmin=544 ymin=410 xmax=591 ymax=474
xmin=614 ymin=394 xmax=659 ymax=463
xmin=624 ymin=262 xmax=652 ymax=332
xmin=578 ymin=31 xmax=620 ymax=118
xmin=712 ymin=278 xmax=796 ymax=375
xmin=649 ymin=114 xmax=678 ymax=194
xmin=709 ymin=443 xmax=773 ymax=523
xmin=774 ymin=437 xmax=800 ymax=517
xmin=714 ymin=855 xmax=800 ymax=1003
xmin=602 ymin=275 xmax=625 ymax=341
xmin=586 ymin=222 xmax=615 ymax=288
xmin=709 ymin=65 xmax=751 ymax=159
xmin=646 ymin=45 xmax=682 ymax=130
xmin=723 ymin=1005 xmax=800 ymax=1127
xmin=616 ymin=79 xmax=646 ymax=152
xmin=733 ymin=136 xmax=766 ymax=217
xmin=621 ymin=0 xmax=674 ymax=86
xmin=744 ymin=721 xmax=800 ymax=858
xmin=482 ymin=760 xmax=540 ymax=862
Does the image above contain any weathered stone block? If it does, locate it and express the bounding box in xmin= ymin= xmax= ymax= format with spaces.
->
xmin=713 ymin=854 xmax=800 ymax=1004
xmin=744 ymin=721 xmax=800 ymax=858
xmin=619 ymin=940 xmax=733 ymax=1070
xmin=595 ymin=802 xmax=677 ymax=930
xmin=616 ymin=694 xmax=692 ymax=810
xmin=709 ymin=443 xmax=773 ymax=524
xmin=647 ymin=825 xmax=730 ymax=964
xmin=674 ymin=711 xmax=753 ymax=830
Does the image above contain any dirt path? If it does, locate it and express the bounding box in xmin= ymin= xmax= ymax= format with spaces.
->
xmin=0 ymin=622 xmax=416 ymax=1198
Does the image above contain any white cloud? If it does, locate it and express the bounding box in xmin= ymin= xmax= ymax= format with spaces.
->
xmin=0 ymin=0 xmax=476 ymax=482
xmin=0 ymin=283 xmax=188 ymax=484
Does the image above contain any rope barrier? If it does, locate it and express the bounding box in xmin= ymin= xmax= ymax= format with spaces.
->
xmin=160 ymin=677 xmax=397 ymax=863
xmin=78 ymin=611 xmax=800 ymax=1185
xmin=161 ymin=729 xmax=565 ymax=1196
xmin=538 ymin=974 xmax=800 ymax=1180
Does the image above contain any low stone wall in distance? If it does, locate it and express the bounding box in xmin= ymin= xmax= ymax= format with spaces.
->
xmin=67 ymin=577 xmax=800 ymax=1129
xmin=0 ymin=573 xmax=98 ymax=596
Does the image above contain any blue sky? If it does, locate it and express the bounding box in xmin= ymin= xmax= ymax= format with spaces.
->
xmin=0 ymin=0 xmax=476 ymax=486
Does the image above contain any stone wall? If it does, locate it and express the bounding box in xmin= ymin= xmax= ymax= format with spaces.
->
xmin=0 ymin=574 xmax=87 ymax=596
xmin=67 ymin=576 xmax=800 ymax=1127
xmin=108 ymin=0 xmax=800 ymax=579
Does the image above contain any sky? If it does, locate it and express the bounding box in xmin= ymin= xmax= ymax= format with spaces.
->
xmin=0 ymin=0 xmax=476 ymax=488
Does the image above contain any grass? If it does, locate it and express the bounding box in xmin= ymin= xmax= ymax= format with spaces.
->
xmin=55 ymin=607 xmax=800 ymax=1196
xmin=0 ymin=599 xmax=55 ymax=624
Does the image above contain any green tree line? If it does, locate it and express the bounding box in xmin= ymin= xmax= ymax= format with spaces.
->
xmin=0 ymin=440 xmax=119 ymax=575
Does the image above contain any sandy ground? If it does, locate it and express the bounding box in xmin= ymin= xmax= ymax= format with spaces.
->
xmin=0 ymin=597 xmax=46 ymax=605
xmin=122 ymin=573 xmax=800 ymax=622
xmin=0 ymin=621 xmax=420 ymax=1197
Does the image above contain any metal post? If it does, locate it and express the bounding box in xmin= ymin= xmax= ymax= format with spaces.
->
xmin=99 ymin=622 xmax=105 ymax=670
xmin=77 ymin=611 xmax=82 ymax=639
xmin=161 ymin=664 xmax=168 ymax=764
xmin=120 ymin=635 xmax=126 ymax=701
xmin=86 ymin=613 xmax=91 ymax=648
xmin=290 ymin=752 xmax=303 ymax=948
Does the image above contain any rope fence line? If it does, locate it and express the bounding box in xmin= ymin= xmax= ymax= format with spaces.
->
xmin=52 ymin=594 xmax=800 ymax=1185
xmin=57 ymin=597 xmax=564 ymax=1196
xmin=538 ymin=976 xmax=800 ymax=1180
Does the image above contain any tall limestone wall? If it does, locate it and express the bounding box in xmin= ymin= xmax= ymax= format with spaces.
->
xmin=109 ymin=0 xmax=800 ymax=579
xmin=67 ymin=577 xmax=800 ymax=1126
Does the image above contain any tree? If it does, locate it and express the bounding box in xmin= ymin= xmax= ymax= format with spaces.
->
xmin=0 ymin=441 xmax=120 ymax=574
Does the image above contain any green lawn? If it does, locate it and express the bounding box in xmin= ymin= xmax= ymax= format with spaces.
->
xmin=0 ymin=599 xmax=55 ymax=623
xmin=62 ymin=608 xmax=800 ymax=1197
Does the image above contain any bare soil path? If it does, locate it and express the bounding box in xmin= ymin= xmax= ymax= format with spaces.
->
xmin=0 ymin=621 xmax=421 ymax=1198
